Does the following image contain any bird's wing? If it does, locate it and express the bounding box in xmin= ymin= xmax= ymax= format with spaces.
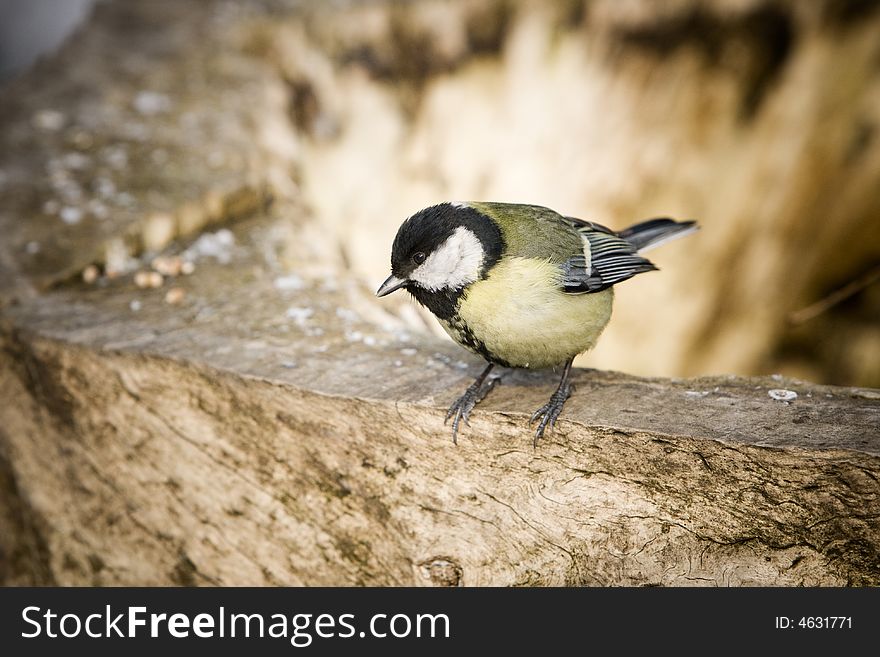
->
xmin=559 ymin=219 xmax=657 ymax=294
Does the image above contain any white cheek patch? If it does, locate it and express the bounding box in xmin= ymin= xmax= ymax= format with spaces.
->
xmin=410 ymin=226 xmax=484 ymax=292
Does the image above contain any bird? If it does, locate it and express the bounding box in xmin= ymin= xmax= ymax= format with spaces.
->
xmin=376 ymin=201 xmax=697 ymax=446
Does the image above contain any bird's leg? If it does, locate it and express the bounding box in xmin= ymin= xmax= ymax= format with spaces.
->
xmin=530 ymin=357 xmax=575 ymax=446
xmin=445 ymin=363 xmax=498 ymax=444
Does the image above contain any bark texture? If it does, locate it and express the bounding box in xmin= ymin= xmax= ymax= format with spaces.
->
xmin=0 ymin=0 xmax=878 ymax=586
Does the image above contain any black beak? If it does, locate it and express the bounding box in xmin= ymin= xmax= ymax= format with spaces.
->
xmin=376 ymin=274 xmax=407 ymax=297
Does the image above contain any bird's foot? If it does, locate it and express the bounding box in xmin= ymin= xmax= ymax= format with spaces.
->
xmin=445 ymin=374 xmax=500 ymax=444
xmin=529 ymin=382 xmax=573 ymax=447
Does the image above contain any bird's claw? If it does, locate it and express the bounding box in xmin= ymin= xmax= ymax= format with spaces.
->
xmin=529 ymin=383 xmax=572 ymax=447
xmin=445 ymin=375 xmax=500 ymax=444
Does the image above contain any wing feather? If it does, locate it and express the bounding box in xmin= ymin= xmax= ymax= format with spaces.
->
xmin=559 ymin=225 xmax=656 ymax=294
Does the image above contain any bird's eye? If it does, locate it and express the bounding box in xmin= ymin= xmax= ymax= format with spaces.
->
xmin=412 ymin=251 xmax=427 ymax=265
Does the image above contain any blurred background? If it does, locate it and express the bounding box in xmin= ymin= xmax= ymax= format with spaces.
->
xmin=2 ymin=0 xmax=879 ymax=387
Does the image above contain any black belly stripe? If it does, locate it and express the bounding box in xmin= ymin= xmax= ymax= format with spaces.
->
xmin=406 ymin=285 xmax=513 ymax=367
xmin=447 ymin=314 xmax=512 ymax=368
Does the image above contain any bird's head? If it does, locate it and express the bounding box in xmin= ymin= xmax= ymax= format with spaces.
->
xmin=376 ymin=202 xmax=503 ymax=299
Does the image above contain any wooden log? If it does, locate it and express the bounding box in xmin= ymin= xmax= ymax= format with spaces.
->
xmin=0 ymin=0 xmax=878 ymax=586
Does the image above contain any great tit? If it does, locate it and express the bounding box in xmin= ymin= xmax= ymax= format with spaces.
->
xmin=377 ymin=202 xmax=697 ymax=445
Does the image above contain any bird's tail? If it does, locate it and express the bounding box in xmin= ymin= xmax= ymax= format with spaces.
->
xmin=618 ymin=218 xmax=698 ymax=253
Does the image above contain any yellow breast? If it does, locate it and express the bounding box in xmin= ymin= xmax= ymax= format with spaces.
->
xmin=448 ymin=257 xmax=613 ymax=369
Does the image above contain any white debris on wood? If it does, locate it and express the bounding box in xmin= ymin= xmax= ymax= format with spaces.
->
xmin=133 ymin=91 xmax=172 ymax=115
xmin=335 ymin=307 xmax=360 ymax=323
xmin=59 ymin=206 xmax=83 ymax=225
xmin=32 ymin=109 xmax=65 ymax=131
xmin=183 ymin=229 xmax=236 ymax=264
xmin=768 ymin=389 xmax=798 ymax=402
xmin=274 ymin=273 xmax=305 ymax=291
xmin=285 ymin=306 xmax=314 ymax=326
